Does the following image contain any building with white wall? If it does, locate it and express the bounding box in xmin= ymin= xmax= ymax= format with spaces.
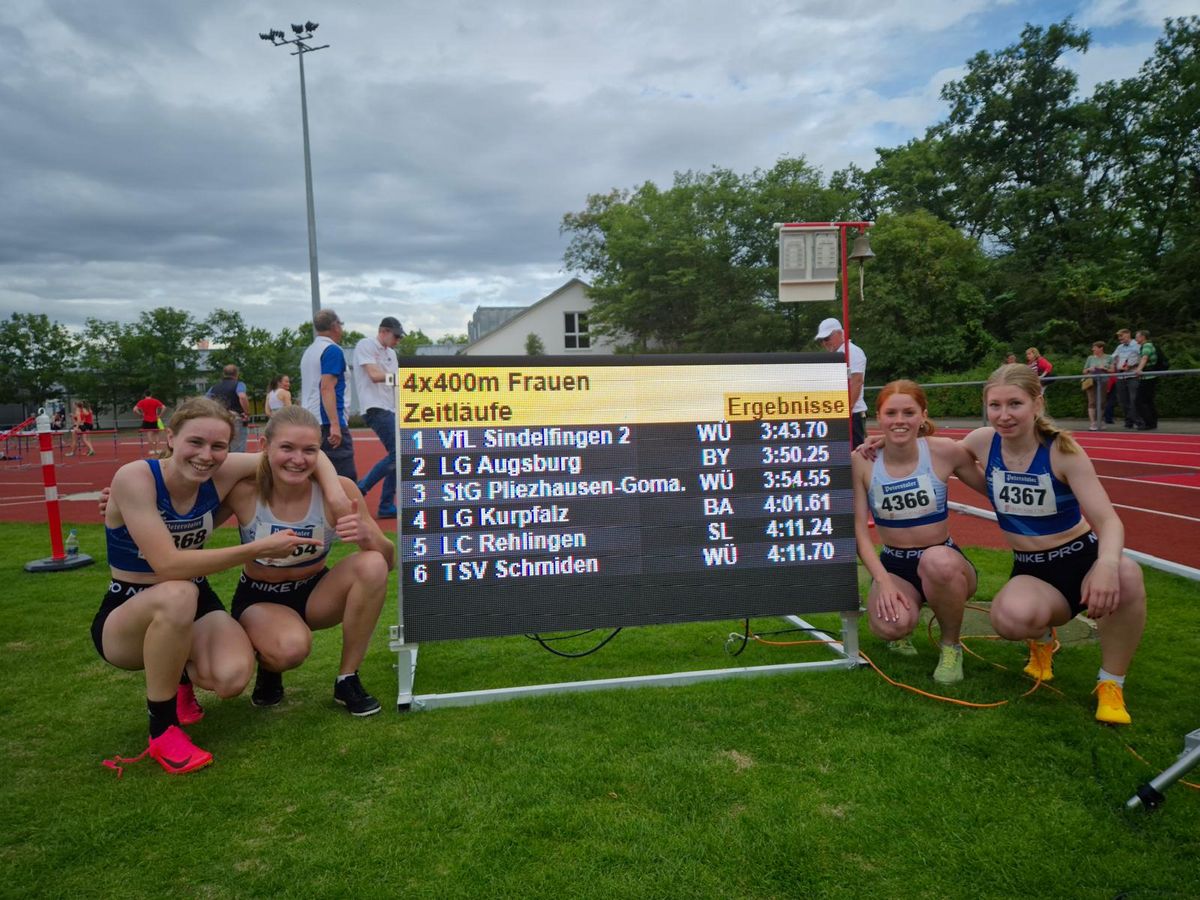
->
xmin=460 ymin=279 xmax=616 ymax=356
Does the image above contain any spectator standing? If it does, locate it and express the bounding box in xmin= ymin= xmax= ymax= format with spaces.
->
xmin=1025 ymin=347 xmax=1053 ymax=382
xmin=815 ymin=318 xmax=867 ymax=449
xmin=1004 ymin=352 xmax=1018 ymax=365
xmin=1112 ymin=328 xmax=1142 ymax=429
xmin=207 ymin=364 xmax=251 ymax=451
xmin=133 ymin=390 xmax=166 ymax=456
xmin=1133 ymin=330 xmax=1159 ymax=430
xmin=353 ymin=316 xmax=405 ymax=518
xmin=266 ymin=375 xmax=292 ymax=418
xmin=1082 ymin=342 xmax=1113 ymax=432
xmin=301 ymin=309 xmax=358 ymax=480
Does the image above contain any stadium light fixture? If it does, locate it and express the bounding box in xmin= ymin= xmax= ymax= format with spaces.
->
xmin=259 ymin=21 xmax=330 ymax=328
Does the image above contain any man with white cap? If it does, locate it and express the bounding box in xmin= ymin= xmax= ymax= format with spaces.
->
xmin=353 ymin=316 xmax=405 ymax=518
xmin=815 ymin=317 xmax=867 ymax=449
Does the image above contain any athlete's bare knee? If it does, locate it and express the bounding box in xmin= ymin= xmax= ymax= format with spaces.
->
xmin=353 ymin=551 xmax=389 ymax=589
xmin=917 ymin=550 xmax=962 ymax=588
xmin=150 ymin=581 xmax=199 ymax=629
xmin=262 ymin=631 xmax=312 ymax=671
xmin=990 ymin=601 xmax=1042 ymax=640
xmin=207 ymin=654 xmax=254 ymax=698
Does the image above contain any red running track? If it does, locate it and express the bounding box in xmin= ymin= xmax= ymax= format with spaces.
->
xmin=3 ymin=427 xmax=1198 ymax=569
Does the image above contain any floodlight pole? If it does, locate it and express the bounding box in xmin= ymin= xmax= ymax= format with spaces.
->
xmin=261 ymin=25 xmax=329 ymax=328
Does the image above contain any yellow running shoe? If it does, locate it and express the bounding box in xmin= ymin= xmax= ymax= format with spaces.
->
xmin=1094 ymin=680 xmax=1131 ymax=725
xmin=1023 ymin=639 xmax=1056 ymax=682
xmin=887 ymin=638 xmax=917 ymax=656
xmin=932 ymin=644 xmax=964 ymax=684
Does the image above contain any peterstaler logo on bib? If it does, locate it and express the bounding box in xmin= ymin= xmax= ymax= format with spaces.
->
xmin=873 ymin=474 xmax=935 ymax=521
xmin=992 ymin=470 xmax=1058 ymax=517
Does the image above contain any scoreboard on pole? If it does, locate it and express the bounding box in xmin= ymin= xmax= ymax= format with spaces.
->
xmin=396 ymin=354 xmax=858 ymax=643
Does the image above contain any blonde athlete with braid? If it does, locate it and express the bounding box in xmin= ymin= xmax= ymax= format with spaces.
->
xmin=960 ymin=364 xmax=1146 ymax=724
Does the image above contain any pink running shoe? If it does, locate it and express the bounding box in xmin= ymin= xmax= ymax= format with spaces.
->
xmin=103 ymin=726 xmax=213 ymax=777
xmin=176 ymin=683 xmax=205 ymax=726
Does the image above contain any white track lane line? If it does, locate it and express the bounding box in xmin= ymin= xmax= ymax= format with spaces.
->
xmin=1100 ymin=474 xmax=1200 ymax=491
xmin=1110 ymin=503 xmax=1200 ymax=523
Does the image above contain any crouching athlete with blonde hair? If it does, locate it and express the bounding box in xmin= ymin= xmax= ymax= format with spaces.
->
xmin=960 ymin=364 xmax=1146 ymax=724
xmin=228 ymin=405 xmax=395 ymax=716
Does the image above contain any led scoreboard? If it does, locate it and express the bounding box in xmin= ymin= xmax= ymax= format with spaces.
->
xmin=397 ymin=354 xmax=858 ymax=643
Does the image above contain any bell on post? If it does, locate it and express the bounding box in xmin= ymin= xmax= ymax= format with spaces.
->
xmin=848 ymin=232 xmax=875 ymax=262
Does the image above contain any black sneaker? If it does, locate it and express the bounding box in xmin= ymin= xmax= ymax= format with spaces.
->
xmin=334 ymin=673 xmax=381 ymax=717
xmin=251 ymin=666 xmax=284 ymax=707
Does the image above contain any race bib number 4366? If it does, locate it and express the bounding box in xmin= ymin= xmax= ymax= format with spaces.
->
xmin=873 ymin=474 xmax=936 ymax=521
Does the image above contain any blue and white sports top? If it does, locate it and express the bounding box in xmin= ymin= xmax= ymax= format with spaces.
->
xmin=106 ymin=459 xmax=218 ymax=573
xmin=985 ymin=433 xmax=1082 ymax=536
xmin=867 ymin=438 xmax=949 ymax=528
xmin=238 ymin=482 xmax=335 ymax=567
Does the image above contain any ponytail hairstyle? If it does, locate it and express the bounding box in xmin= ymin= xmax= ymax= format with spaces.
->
xmin=256 ymin=405 xmax=322 ymax=504
xmin=874 ymin=379 xmax=937 ymax=436
xmin=268 ymin=375 xmax=281 ymax=393
xmin=984 ymin=364 xmax=1080 ymax=454
xmin=162 ymin=397 xmax=237 ymax=459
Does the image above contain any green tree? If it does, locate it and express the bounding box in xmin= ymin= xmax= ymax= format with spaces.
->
xmin=525 ymin=333 xmax=545 ymax=356
xmin=0 ymin=313 xmax=79 ymax=417
xmin=562 ymin=157 xmax=847 ymax=353
xmin=73 ymin=319 xmax=137 ymax=423
xmin=397 ymin=329 xmax=433 ymax=357
xmin=122 ymin=308 xmax=204 ymax=407
xmin=201 ymin=311 xmax=309 ymax=412
xmin=852 ymin=212 xmax=999 ymax=382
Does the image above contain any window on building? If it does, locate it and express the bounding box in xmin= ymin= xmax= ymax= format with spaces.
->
xmin=564 ymin=312 xmax=590 ymax=349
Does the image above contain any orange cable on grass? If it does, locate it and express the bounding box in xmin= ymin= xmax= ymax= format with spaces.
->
xmin=748 ymin=633 xmax=1053 ymax=709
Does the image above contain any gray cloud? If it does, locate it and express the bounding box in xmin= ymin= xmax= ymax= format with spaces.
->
xmin=0 ymin=0 xmax=1171 ymax=339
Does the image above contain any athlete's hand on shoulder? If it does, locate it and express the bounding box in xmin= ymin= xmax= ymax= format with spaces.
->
xmin=854 ymin=434 xmax=884 ymax=461
xmin=98 ymin=486 xmax=111 ymax=517
xmin=256 ymin=528 xmax=322 ymax=560
xmin=1083 ymin=559 xmax=1121 ymax=619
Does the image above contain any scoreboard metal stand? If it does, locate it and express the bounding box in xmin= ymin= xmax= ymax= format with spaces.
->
xmin=391 ymin=612 xmax=861 ymax=711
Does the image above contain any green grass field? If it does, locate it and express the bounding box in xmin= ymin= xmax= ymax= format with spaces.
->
xmin=2 ymin=522 xmax=1198 ymax=898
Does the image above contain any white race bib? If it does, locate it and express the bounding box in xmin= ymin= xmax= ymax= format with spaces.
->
xmin=873 ymin=473 xmax=936 ymax=521
xmin=139 ymin=511 xmax=213 ymax=558
xmin=253 ymin=521 xmax=325 ymax=567
xmin=992 ymin=471 xmax=1058 ymax=517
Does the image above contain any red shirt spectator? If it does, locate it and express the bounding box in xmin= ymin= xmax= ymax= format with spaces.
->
xmin=1025 ymin=347 xmax=1052 ymax=380
xmin=134 ymin=393 xmax=165 ymax=426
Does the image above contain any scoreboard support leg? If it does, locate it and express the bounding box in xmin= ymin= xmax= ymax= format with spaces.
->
xmin=390 ymin=611 xmax=863 ymax=712
xmin=784 ymin=610 xmax=862 ymax=667
xmin=389 ymin=630 xmax=419 ymax=712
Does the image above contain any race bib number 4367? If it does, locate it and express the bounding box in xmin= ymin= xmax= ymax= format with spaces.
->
xmin=992 ymin=471 xmax=1057 ymax=517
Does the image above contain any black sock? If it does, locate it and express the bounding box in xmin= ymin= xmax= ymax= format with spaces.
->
xmin=147 ymin=697 xmax=178 ymax=739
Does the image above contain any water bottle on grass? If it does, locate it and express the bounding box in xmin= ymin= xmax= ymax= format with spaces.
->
xmin=65 ymin=529 xmax=79 ymax=557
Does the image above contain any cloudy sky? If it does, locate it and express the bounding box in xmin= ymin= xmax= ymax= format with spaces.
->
xmin=0 ymin=0 xmax=1189 ymax=340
